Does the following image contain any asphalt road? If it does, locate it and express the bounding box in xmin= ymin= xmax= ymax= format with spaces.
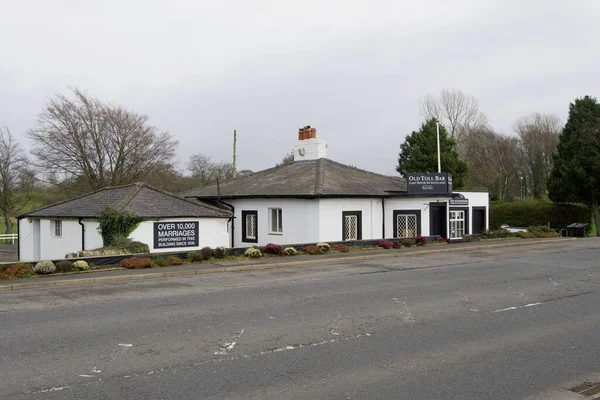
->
xmin=1 ymin=239 xmax=599 ymax=399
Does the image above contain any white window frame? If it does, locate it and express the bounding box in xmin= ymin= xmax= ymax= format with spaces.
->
xmin=449 ymin=210 xmax=465 ymax=239
xmin=53 ymin=220 xmax=62 ymax=237
xmin=396 ymin=214 xmax=418 ymax=238
xmin=268 ymin=208 xmax=283 ymax=234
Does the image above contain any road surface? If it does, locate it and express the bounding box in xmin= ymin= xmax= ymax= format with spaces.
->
xmin=1 ymin=239 xmax=599 ymax=399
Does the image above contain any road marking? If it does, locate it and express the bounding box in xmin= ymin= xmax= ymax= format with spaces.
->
xmin=549 ymin=277 xmax=561 ymax=286
xmin=118 ymin=343 xmax=133 ymax=347
xmin=258 ymin=333 xmax=372 ymax=356
xmin=79 ymin=375 xmax=94 ymax=378
xmin=215 ymin=328 xmax=244 ymax=355
xmin=492 ymin=302 xmax=543 ymax=313
xmin=36 ymin=386 xmax=70 ymax=393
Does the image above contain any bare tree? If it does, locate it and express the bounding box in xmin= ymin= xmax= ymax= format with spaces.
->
xmin=187 ymin=154 xmax=233 ymax=186
xmin=514 ymin=113 xmax=561 ymax=199
xmin=462 ymin=127 xmax=523 ymax=200
xmin=276 ymin=151 xmax=294 ymax=167
xmin=420 ymin=89 xmax=488 ymax=145
xmin=28 ymin=88 xmax=178 ymax=191
xmin=0 ymin=126 xmax=34 ymax=234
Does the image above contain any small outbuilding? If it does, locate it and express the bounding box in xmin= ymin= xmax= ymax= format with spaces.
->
xmin=18 ymin=183 xmax=232 ymax=262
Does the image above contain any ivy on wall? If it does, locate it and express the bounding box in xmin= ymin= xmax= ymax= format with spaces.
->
xmin=98 ymin=207 xmax=144 ymax=246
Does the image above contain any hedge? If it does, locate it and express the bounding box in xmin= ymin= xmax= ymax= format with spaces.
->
xmin=490 ymin=202 xmax=591 ymax=230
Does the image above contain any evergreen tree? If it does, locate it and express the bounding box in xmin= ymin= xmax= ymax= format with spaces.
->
xmin=548 ymin=96 xmax=600 ymax=234
xmin=397 ymin=119 xmax=467 ymax=189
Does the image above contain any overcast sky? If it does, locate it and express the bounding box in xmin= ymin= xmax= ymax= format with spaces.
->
xmin=1 ymin=0 xmax=599 ymax=176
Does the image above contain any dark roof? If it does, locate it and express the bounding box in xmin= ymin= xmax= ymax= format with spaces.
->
xmin=20 ymin=183 xmax=232 ymax=219
xmin=183 ymin=158 xmax=407 ymax=199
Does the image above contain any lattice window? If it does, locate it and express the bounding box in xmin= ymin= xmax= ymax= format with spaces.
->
xmin=344 ymin=215 xmax=358 ymax=241
xmin=396 ymin=215 xmax=417 ymax=238
xmin=245 ymin=214 xmax=257 ymax=239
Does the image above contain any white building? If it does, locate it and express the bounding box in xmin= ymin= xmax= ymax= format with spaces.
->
xmin=184 ymin=126 xmax=489 ymax=248
xmin=18 ymin=183 xmax=232 ymax=262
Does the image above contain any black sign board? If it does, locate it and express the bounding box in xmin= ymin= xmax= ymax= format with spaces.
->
xmin=449 ymin=194 xmax=469 ymax=206
xmin=154 ymin=221 xmax=199 ymax=249
xmin=406 ymin=173 xmax=452 ymax=195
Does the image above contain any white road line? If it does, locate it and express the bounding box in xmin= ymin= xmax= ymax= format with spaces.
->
xmin=492 ymin=302 xmax=543 ymax=313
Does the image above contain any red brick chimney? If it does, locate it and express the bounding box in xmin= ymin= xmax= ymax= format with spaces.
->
xmin=298 ymin=126 xmax=317 ymax=141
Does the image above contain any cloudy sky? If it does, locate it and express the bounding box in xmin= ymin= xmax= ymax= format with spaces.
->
xmin=1 ymin=0 xmax=598 ymax=176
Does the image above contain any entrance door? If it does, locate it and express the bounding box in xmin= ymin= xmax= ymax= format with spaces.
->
xmin=472 ymin=208 xmax=486 ymax=234
xmin=342 ymin=211 xmax=362 ymax=241
xmin=430 ymin=204 xmax=447 ymax=237
xmin=449 ymin=210 xmax=465 ymax=239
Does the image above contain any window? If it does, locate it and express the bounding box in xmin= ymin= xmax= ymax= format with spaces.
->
xmin=396 ymin=214 xmax=417 ymax=238
xmin=241 ymin=211 xmax=258 ymax=243
xmin=449 ymin=210 xmax=465 ymax=239
xmin=342 ymin=211 xmax=362 ymax=241
xmin=393 ymin=210 xmax=421 ymax=238
xmin=269 ymin=208 xmax=283 ymax=234
xmin=52 ymin=220 xmax=62 ymax=237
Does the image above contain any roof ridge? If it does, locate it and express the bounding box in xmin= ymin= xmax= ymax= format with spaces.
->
xmin=116 ymin=182 xmax=145 ymax=210
xmin=182 ymin=162 xmax=313 ymax=198
xmin=314 ymin=158 xmax=325 ymax=195
xmin=137 ymin=183 xmax=232 ymax=214
xmin=16 ymin=185 xmax=118 ymax=219
xmin=322 ymin=158 xmax=406 ymax=182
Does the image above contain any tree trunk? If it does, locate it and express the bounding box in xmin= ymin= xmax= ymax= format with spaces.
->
xmin=592 ymin=201 xmax=600 ymax=237
xmin=4 ymin=214 xmax=12 ymax=235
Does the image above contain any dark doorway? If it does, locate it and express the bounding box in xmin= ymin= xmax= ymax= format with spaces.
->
xmin=430 ymin=203 xmax=447 ymax=238
xmin=472 ymin=207 xmax=486 ymax=234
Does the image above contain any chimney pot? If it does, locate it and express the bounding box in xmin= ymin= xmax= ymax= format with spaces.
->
xmin=310 ymin=128 xmax=316 ymax=139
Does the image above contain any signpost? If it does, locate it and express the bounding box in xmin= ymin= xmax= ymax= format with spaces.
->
xmin=153 ymin=221 xmax=199 ymax=249
xmin=406 ymin=173 xmax=453 ymax=195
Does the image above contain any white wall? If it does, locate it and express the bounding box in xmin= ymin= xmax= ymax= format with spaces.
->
xmin=384 ymin=197 xmax=451 ymax=238
xmin=129 ymin=218 xmax=230 ymax=254
xmin=230 ymin=199 xmax=320 ymax=247
xmin=19 ymin=217 xmax=230 ymax=261
xmin=455 ymin=191 xmax=490 ymax=232
xmin=318 ymin=198 xmax=383 ymax=242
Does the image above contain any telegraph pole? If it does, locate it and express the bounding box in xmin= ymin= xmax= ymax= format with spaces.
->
xmin=232 ymin=129 xmax=237 ymax=179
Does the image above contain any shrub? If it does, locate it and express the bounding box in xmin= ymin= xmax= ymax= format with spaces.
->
xmin=490 ymin=201 xmax=591 ymax=231
xmin=167 ymin=256 xmax=183 ymax=266
xmin=435 ymin=236 xmax=446 ymax=243
xmin=154 ymin=257 xmax=169 ymax=267
xmin=264 ymin=243 xmax=283 ymax=255
xmin=517 ymin=232 xmax=534 ymax=239
xmin=283 ymin=247 xmax=298 ymax=256
xmin=316 ymin=242 xmax=331 ymax=252
xmin=377 ymin=240 xmax=393 ymax=249
xmin=302 ymin=245 xmax=324 ymax=255
xmin=73 ymin=260 xmax=90 ymax=271
xmin=392 ymin=241 xmax=402 ymax=249
xmin=332 ymin=243 xmax=350 ymax=253
xmin=401 ymin=238 xmax=417 ymax=247
xmin=462 ymin=235 xmax=475 ymax=242
xmin=480 ymin=228 xmax=515 ymax=239
xmin=0 ymin=264 xmax=34 ymax=280
xmin=119 ymin=257 xmax=154 ymax=269
xmin=187 ymin=251 xmax=206 ymax=263
xmin=416 ymin=235 xmax=427 ymax=247
xmin=55 ymin=260 xmax=73 ymax=273
xmin=200 ymin=246 xmax=213 ymax=260
xmin=213 ymin=246 xmax=229 ymax=258
xmin=34 ymin=260 xmax=56 ymax=274
xmin=99 ymin=207 xmax=144 ymax=247
xmin=111 ymin=236 xmax=150 ymax=253
xmin=244 ymin=248 xmax=262 ymax=258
